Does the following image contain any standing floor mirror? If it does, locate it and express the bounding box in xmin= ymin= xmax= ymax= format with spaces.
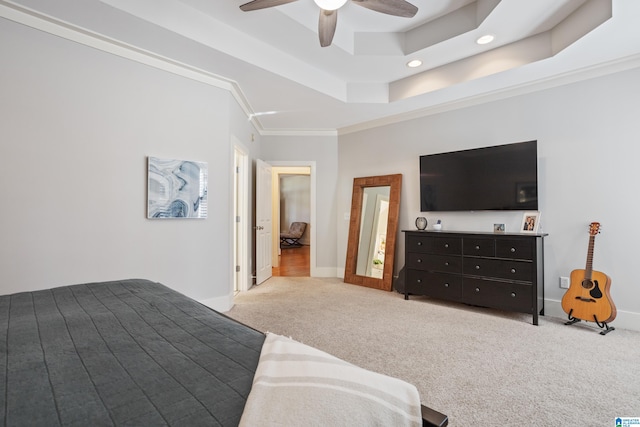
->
xmin=344 ymin=174 xmax=402 ymax=291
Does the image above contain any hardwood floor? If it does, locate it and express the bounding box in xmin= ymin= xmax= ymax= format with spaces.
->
xmin=272 ymin=245 xmax=310 ymax=277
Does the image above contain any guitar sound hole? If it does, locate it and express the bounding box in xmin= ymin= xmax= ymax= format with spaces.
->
xmin=581 ymin=279 xmax=594 ymax=290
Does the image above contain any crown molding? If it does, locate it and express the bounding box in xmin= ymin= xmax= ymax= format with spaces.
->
xmin=337 ymin=52 xmax=640 ymax=136
xmin=0 ymin=0 xmax=260 ymax=131
xmin=3 ymin=0 xmax=638 ymax=138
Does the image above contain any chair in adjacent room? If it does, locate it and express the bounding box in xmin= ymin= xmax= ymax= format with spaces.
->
xmin=280 ymin=222 xmax=307 ymax=247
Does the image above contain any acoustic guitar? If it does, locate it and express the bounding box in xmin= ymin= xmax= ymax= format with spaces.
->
xmin=561 ymin=222 xmax=616 ymax=324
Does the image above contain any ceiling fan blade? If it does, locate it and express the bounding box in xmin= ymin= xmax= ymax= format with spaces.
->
xmin=351 ymin=0 xmax=418 ymax=18
xmin=318 ymin=9 xmax=338 ymax=47
xmin=240 ymin=0 xmax=298 ymax=12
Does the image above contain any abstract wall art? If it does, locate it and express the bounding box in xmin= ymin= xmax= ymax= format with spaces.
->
xmin=147 ymin=156 xmax=208 ymax=219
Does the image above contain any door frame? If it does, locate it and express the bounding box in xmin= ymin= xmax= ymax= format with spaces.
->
xmin=232 ymin=139 xmax=250 ymax=292
xmin=255 ymin=159 xmax=273 ymax=285
xmin=270 ymin=161 xmax=317 ymax=276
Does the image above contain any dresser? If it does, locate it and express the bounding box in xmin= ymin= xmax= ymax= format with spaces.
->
xmin=403 ymin=230 xmax=547 ymax=325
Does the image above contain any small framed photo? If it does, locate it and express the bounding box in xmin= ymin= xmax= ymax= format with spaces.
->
xmin=493 ymin=223 xmax=505 ymax=233
xmin=521 ymin=211 xmax=541 ymax=233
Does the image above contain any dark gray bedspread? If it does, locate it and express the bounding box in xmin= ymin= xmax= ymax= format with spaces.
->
xmin=0 ymin=279 xmax=265 ymax=426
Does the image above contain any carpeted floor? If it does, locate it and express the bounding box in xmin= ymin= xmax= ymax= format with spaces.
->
xmin=226 ymin=276 xmax=640 ymax=426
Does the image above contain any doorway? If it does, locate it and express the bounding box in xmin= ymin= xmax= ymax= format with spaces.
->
xmin=270 ymin=163 xmax=316 ymax=277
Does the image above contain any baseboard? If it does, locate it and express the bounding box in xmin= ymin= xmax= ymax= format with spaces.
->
xmin=200 ymin=294 xmax=234 ymax=313
xmin=544 ymin=299 xmax=640 ymax=332
xmin=312 ymin=267 xmax=341 ymax=278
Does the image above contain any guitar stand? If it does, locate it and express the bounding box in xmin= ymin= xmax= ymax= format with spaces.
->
xmin=564 ymin=309 xmax=615 ymax=335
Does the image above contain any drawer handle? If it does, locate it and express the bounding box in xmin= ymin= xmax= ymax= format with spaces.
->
xmin=417 ymin=279 xmax=422 ymax=283
xmin=475 ymin=265 xmax=480 ymax=270
xmin=444 ymin=243 xmax=449 ymax=248
xmin=511 ymin=247 xmax=516 ymax=253
xmin=511 ymin=268 xmax=516 ymax=274
xmin=417 ymin=258 xmax=422 ymax=263
xmin=417 ymin=242 xmax=422 ymax=246
xmin=444 ymin=262 xmax=449 ymax=266
xmin=444 ymin=283 xmax=449 ymax=288
xmin=511 ymin=292 xmax=516 ymax=297
xmin=475 ymin=287 xmax=480 ymax=292
xmin=475 ymin=245 xmax=480 ymax=250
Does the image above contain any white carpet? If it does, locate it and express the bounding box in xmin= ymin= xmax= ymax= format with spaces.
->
xmin=226 ymin=277 xmax=640 ymax=426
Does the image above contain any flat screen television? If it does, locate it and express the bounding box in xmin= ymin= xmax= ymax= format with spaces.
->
xmin=420 ymin=140 xmax=538 ymax=211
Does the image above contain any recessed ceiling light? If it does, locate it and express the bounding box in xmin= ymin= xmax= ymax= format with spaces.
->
xmin=407 ymin=59 xmax=422 ymax=68
xmin=476 ymin=34 xmax=495 ymax=45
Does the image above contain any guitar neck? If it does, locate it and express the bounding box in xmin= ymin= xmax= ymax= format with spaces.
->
xmin=585 ymin=235 xmax=595 ymax=280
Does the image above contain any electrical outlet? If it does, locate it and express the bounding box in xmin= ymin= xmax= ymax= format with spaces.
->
xmin=559 ymin=276 xmax=570 ymax=289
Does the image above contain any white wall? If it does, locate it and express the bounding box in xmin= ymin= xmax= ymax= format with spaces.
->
xmin=3 ymin=3 xmax=638 ymax=331
xmin=338 ymin=66 xmax=640 ymax=330
xmin=0 ymin=17 xmax=258 ymax=308
xmin=261 ymin=135 xmax=339 ymax=276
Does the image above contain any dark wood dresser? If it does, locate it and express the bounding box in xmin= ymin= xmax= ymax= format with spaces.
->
xmin=403 ymin=230 xmax=547 ymax=325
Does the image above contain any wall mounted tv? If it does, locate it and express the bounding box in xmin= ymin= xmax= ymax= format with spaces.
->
xmin=420 ymin=140 xmax=538 ymax=212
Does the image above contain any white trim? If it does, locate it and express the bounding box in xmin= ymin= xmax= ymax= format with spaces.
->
xmin=544 ymin=299 xmax=640 ymax=333
xmin=338 ymin=53 xmax=640 ymax=136
xmin=260 ymin=129 xmax=338 ymax=137
xmin=200 ymin=295 xmax=234 ymax=313
xmin=232 ymin=139 xmax=251 ymax=293
xmin=269 ymin=161 xmax=317 ymax=277
xmin=0 ymin=0 xmax=258 ymax=127
xmin=271 ymin=165 xmax=313 ymax=268
xmin=5 ymin=0 xmax=639 ymax=138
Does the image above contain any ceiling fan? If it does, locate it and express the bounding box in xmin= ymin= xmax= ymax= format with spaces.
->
xmin=239 ymin=0 xmax=418 ymax=47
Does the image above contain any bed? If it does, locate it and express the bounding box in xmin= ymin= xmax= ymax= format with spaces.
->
xmin=0 ymin=279 xmax=447 ymax=426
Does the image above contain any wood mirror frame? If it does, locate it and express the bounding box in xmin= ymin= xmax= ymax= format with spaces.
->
xmin=344 ymin=174 xmax=402 ymax=291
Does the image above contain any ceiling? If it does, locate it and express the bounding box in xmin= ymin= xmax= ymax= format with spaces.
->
xmin=5 ymin=0 xmax=640 ymax=134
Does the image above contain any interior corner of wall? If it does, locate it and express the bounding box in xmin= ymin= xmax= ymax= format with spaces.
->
xmin=200 ymin=293 xmax=234 ymax=313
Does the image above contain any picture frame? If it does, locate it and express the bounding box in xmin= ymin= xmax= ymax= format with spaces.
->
xmin=520 ymin=211 xmax=541 ymax=233
xmin=493 ymin=223 xmax=505 ymax=233
xmin=147 ymin=156 xmax=208 ymax=219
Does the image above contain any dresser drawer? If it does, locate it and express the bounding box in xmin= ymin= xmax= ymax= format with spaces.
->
xmin=463 ymin=237 xmax=495 ymax=257
xmin=406 ymin=234 xmax=461 ymax=255
xmin=406 ymin=270 xmax=463 ymax=301
xmin=496 ymin=239 xmax=533 ymax=260
xmin=462 ymin=258 xmax=532 ymax=282
xmin=463 ymin=278 xmax=533 ymax=313
xmin=406 ymin=252 xmax=462 ymax=273
xmin=403 ymin=230 xmax=545 ymax=325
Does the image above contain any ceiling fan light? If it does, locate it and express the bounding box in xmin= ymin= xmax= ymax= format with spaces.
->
xmin=314 ymin=0 xmax=348 ymax=11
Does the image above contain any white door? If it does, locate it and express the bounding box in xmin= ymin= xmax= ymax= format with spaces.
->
xmin=233 ymin=145 xmax=249 ymax=292
xmin=256 ymin=159 xmax=272 ymax=285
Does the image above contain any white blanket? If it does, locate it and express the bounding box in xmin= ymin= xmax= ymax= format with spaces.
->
xmin=239 ymin=333 xmax=422 ymax=427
